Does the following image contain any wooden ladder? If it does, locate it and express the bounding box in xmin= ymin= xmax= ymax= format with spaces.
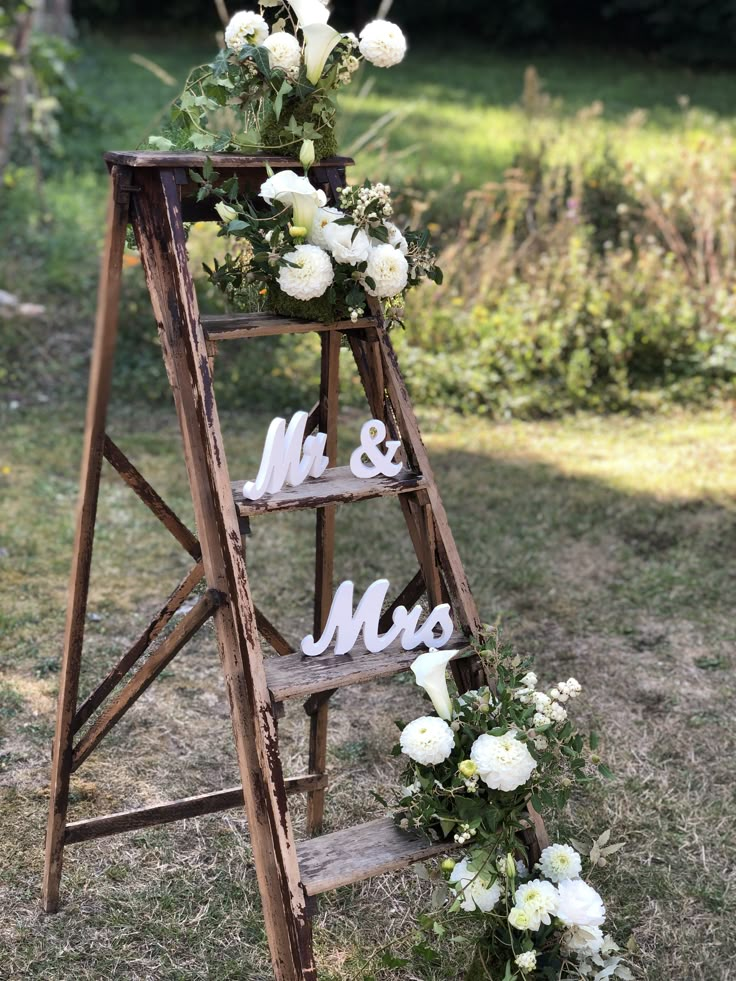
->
xmin=42 ymin=152 xmax=539 ymax=980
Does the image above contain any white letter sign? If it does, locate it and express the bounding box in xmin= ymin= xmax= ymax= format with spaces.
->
xmin=243 ymin=411 xmax=329 ymax=500
xmin=349 ymin=419 xmax=402 ymax=479
xmin=301 ymin=578 xmax=453 ymax=657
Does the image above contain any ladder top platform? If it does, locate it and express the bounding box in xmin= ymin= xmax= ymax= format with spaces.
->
xmin=104 ymin=150 xmax=355 ymax=170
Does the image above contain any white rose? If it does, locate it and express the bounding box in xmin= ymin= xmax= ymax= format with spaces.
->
xmin=449 ymin=859 xmax=502 ymax=913
xmin=399 ymin=715 xmax=454 ymax=765
xmin=359 ymin=19 xmax=407 ymax=68
xmin=556 ymin=879 xmax=606 ymax=928
xmin=277 ymin=244 xmax=334 ymax=300
xmin=470 ymin=732 xmax=537 ymax=792
xmin=561 ymin=924 xmax=605 ymax=957
xmin=262 ymin=32 xmax=301 ymax=73
xmin=309 ymin=206 xmax=343 ymax=247
xmin=322 ymin=221 xmax=371 ymax=265
xmin=363 ymin=242 xmax=409 ymax=297
xmin=225 ymin=10 xmax=269 ymax=50
xmin=538 ymin=843 xmax=582 ymax=883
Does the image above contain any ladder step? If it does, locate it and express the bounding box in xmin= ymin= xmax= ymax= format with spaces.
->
xmin=234 ymin=465 xmax=424 ymax=516
xmin=266 ymin=631 xmax=468 ymax=701
xmin=297 ymin=816 xmax=453 ymax=896
xmin=203 ymin=311 xmax=374 ymax=341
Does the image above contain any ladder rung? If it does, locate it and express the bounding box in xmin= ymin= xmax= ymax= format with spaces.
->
xmin=266 ymin=631 xmax=468 ymax=701
xmin=297 ymin=816 xmax=454 ymax=896
xmin=234 ymin=465 xmax=424 ymax=516
xmin=203 ymin=312 xmax=374 ymax=341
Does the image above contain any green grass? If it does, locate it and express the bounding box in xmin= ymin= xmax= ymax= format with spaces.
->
xmin=1 ymin=398 xmax=735 ymax=979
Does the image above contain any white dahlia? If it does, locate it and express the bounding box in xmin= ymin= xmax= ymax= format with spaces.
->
xmin=539 ymin=843 xmax=582 ymax=883
xmin=399 ymin=715 xmax=454 ymax=765
xmin=358 ymin=20 xmax=407 ymax=68
xmin=363 ymin=243 xmax=409 ymax=297
xmin=278 ymin=244 xmax=334 ymax=301
xmin=469 ymin=732 xmax=537 ymax=792
xmin=309 ymin=206 xmax=343 ymax=247
xmin=262 ymin=32 xmax=302 ymax=73
xmin=513 ymin=879 xmax=559 ymax=931
xmin=561 ymin=924 xmax=605 ymax=957
xmin=556 ymin=879 xmax=606 ymax=927
xmin=449 ymin=859 xmax=502 ymax=913
xmin=323 ymin=221 xmax=371 ymax=265
xmin=225 ymin=10 xmax=269 ymax=50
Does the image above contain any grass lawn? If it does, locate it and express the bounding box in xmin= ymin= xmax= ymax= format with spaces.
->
xmin=1 ymin=394 xmax=734 ymax=979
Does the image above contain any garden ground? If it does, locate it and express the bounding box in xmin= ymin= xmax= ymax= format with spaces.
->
xmin=1 ymin=398 xmax=734 ymax=979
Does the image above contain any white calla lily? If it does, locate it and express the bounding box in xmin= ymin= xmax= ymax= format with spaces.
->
xmin=286 ymin=0 xmax=330 ymax=26
xmin=259 ymin=170 xmax=327 ymax=230
xmin=410 ymin=648 xmax=457 ymax=721
xmin=303 ymin=23 xmax=342 ymax=84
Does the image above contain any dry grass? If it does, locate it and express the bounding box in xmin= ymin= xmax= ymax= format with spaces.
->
xmin=1 ymin=397 xmax=735 ymax=979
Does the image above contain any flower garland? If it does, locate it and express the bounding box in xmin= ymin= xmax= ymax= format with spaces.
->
xmin=201 ymin=162 xmax=441 ymax=325
xmin=388 ymin=631 xmax=634 ymax=980
xmin=150 ymin=1 xmax=407 ymax=158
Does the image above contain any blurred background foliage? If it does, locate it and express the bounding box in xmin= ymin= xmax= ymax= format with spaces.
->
xmin=2 ymin=0 xmax=736 ymax=417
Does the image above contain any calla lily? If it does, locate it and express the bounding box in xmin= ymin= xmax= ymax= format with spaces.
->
xmin=410 ymin=648 xmax=457 ymax=721
xmin=259 ymin=170 xmax=327 ymax=231
xmin=303 ymin=23 xmax=342 ymax=84
xmin=286 ymin=0 xmax=330 ymax=26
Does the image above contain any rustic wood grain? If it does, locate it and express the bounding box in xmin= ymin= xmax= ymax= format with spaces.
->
xmin=234 ymin=465 xmax=424 ymax=516
xmin=104 ymin=151 xmax=354 ymax=168
xmin=71 ymin=590 xmax=220 ymax=770
xmin=64 ymin=774 xmax=329 ymax=845
xmin=72 ymin=560 xmax=205 ymax=732
xmin=266 ymin=631 xmax=469 ymax=702
xmin=103 ymin=435 xmax=200 ymax=559
xmin=134 ymin=167 xmax=316 ymax=979
xmin=297 ymin=817 xmax=458 ymax=896
xmin=307 ymin=330 xmax=341 ymax=835
xmin=255 ymin=607 xmax=295 ymax=657
xmin=42 ymin=166 xmax=132 ymax=914
xmin=203 ymin=312 xmax=372 ymax=341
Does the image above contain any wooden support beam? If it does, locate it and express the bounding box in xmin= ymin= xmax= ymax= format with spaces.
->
xmin=255 ymin=608 xmax=294 ymax=657
xmin=71 ymin=590 xmax=220 ymax=771
xmin=103 ymin=435 xmax=200 ymax=559
xmin=42 ymin=166 xmax=132 ymax=914
xmin=73 ymin=561 xmax=205 ymax=732
xmin=64 ymin=774 xmax=328 ymax=845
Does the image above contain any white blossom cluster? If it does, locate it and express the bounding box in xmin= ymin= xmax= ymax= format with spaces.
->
xmin=515 ymin=674 xmax=582 ymax=737
xmin=224 ymin=6 xmax=407 ymax=86
xmin=252 ymin=171 xmax=414 ymax=309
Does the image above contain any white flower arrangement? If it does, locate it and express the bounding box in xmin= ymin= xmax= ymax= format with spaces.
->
xmin=389 ymin=629 xmax=634 ymax=980
xmin=151 ymin=2 xmax=408 ymax=157
xmin=206 ymin=169 xmax=442 ymax=326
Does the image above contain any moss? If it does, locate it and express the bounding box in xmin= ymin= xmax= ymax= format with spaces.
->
xmin=265 ymin=284 xmax=346 ymax=322
xmin=260 ymin=96 xmax=338 ymax=160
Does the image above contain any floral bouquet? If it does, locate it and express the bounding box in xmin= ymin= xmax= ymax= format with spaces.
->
xmin=149 ymin=0 xmax=407 ymax=158
xmin=390 ymin=633 xmax=633 ymax=979
xmin=201 ymin=161 xmax=441 ymax=324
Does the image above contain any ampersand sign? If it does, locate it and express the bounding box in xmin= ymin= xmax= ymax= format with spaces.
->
xmin=349 ymin=419 xmax=403 ymax=479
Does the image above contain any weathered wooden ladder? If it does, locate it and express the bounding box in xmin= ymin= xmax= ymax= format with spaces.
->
xmin=42 ymin=152 xmax=540 ymax=980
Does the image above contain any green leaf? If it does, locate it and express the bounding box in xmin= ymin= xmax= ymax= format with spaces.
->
xmin=148 ymin=135 xmax=175 ymax=151
xmin=590 ymin=731 xmax=600 ymax=750
xmin=190 ymin=132 xmax=216 ymax=150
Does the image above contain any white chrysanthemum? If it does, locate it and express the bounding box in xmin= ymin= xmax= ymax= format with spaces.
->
xmin=323 ymin=221 xmax=371 ymax=265
xmin=556 ymin=879 xmax=606 ymax=928
xmin=515 ymin=950 xmax=537 ymax=971
xmin=513 ymin=879 xmax=559 ymax=931
xmin=539 ymin=843 xmax=582 ymax=883
xmin=470 ymin=732 xmax=537 ymax=792
xmin=309 ymin=206 xmax=343 ymax=247
xmin=278 ymin=244 xmax=334 ymax=300
xmin=449 ymin=859 xmax=502 ymax=913
xmin=358 ymin=20 xmax=407 ymax=68
xmin=225 ymin=10 xmax=269 ymax=50
xmin=262 ymin=31 xmax=301 ymax=72
xmin=561 ymin=924 xmax=605 ymax=956
xmin=363 ymin=243 xmax=409 ymax=297
xmin=399 ymin=715 xmax=454 ymax=765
